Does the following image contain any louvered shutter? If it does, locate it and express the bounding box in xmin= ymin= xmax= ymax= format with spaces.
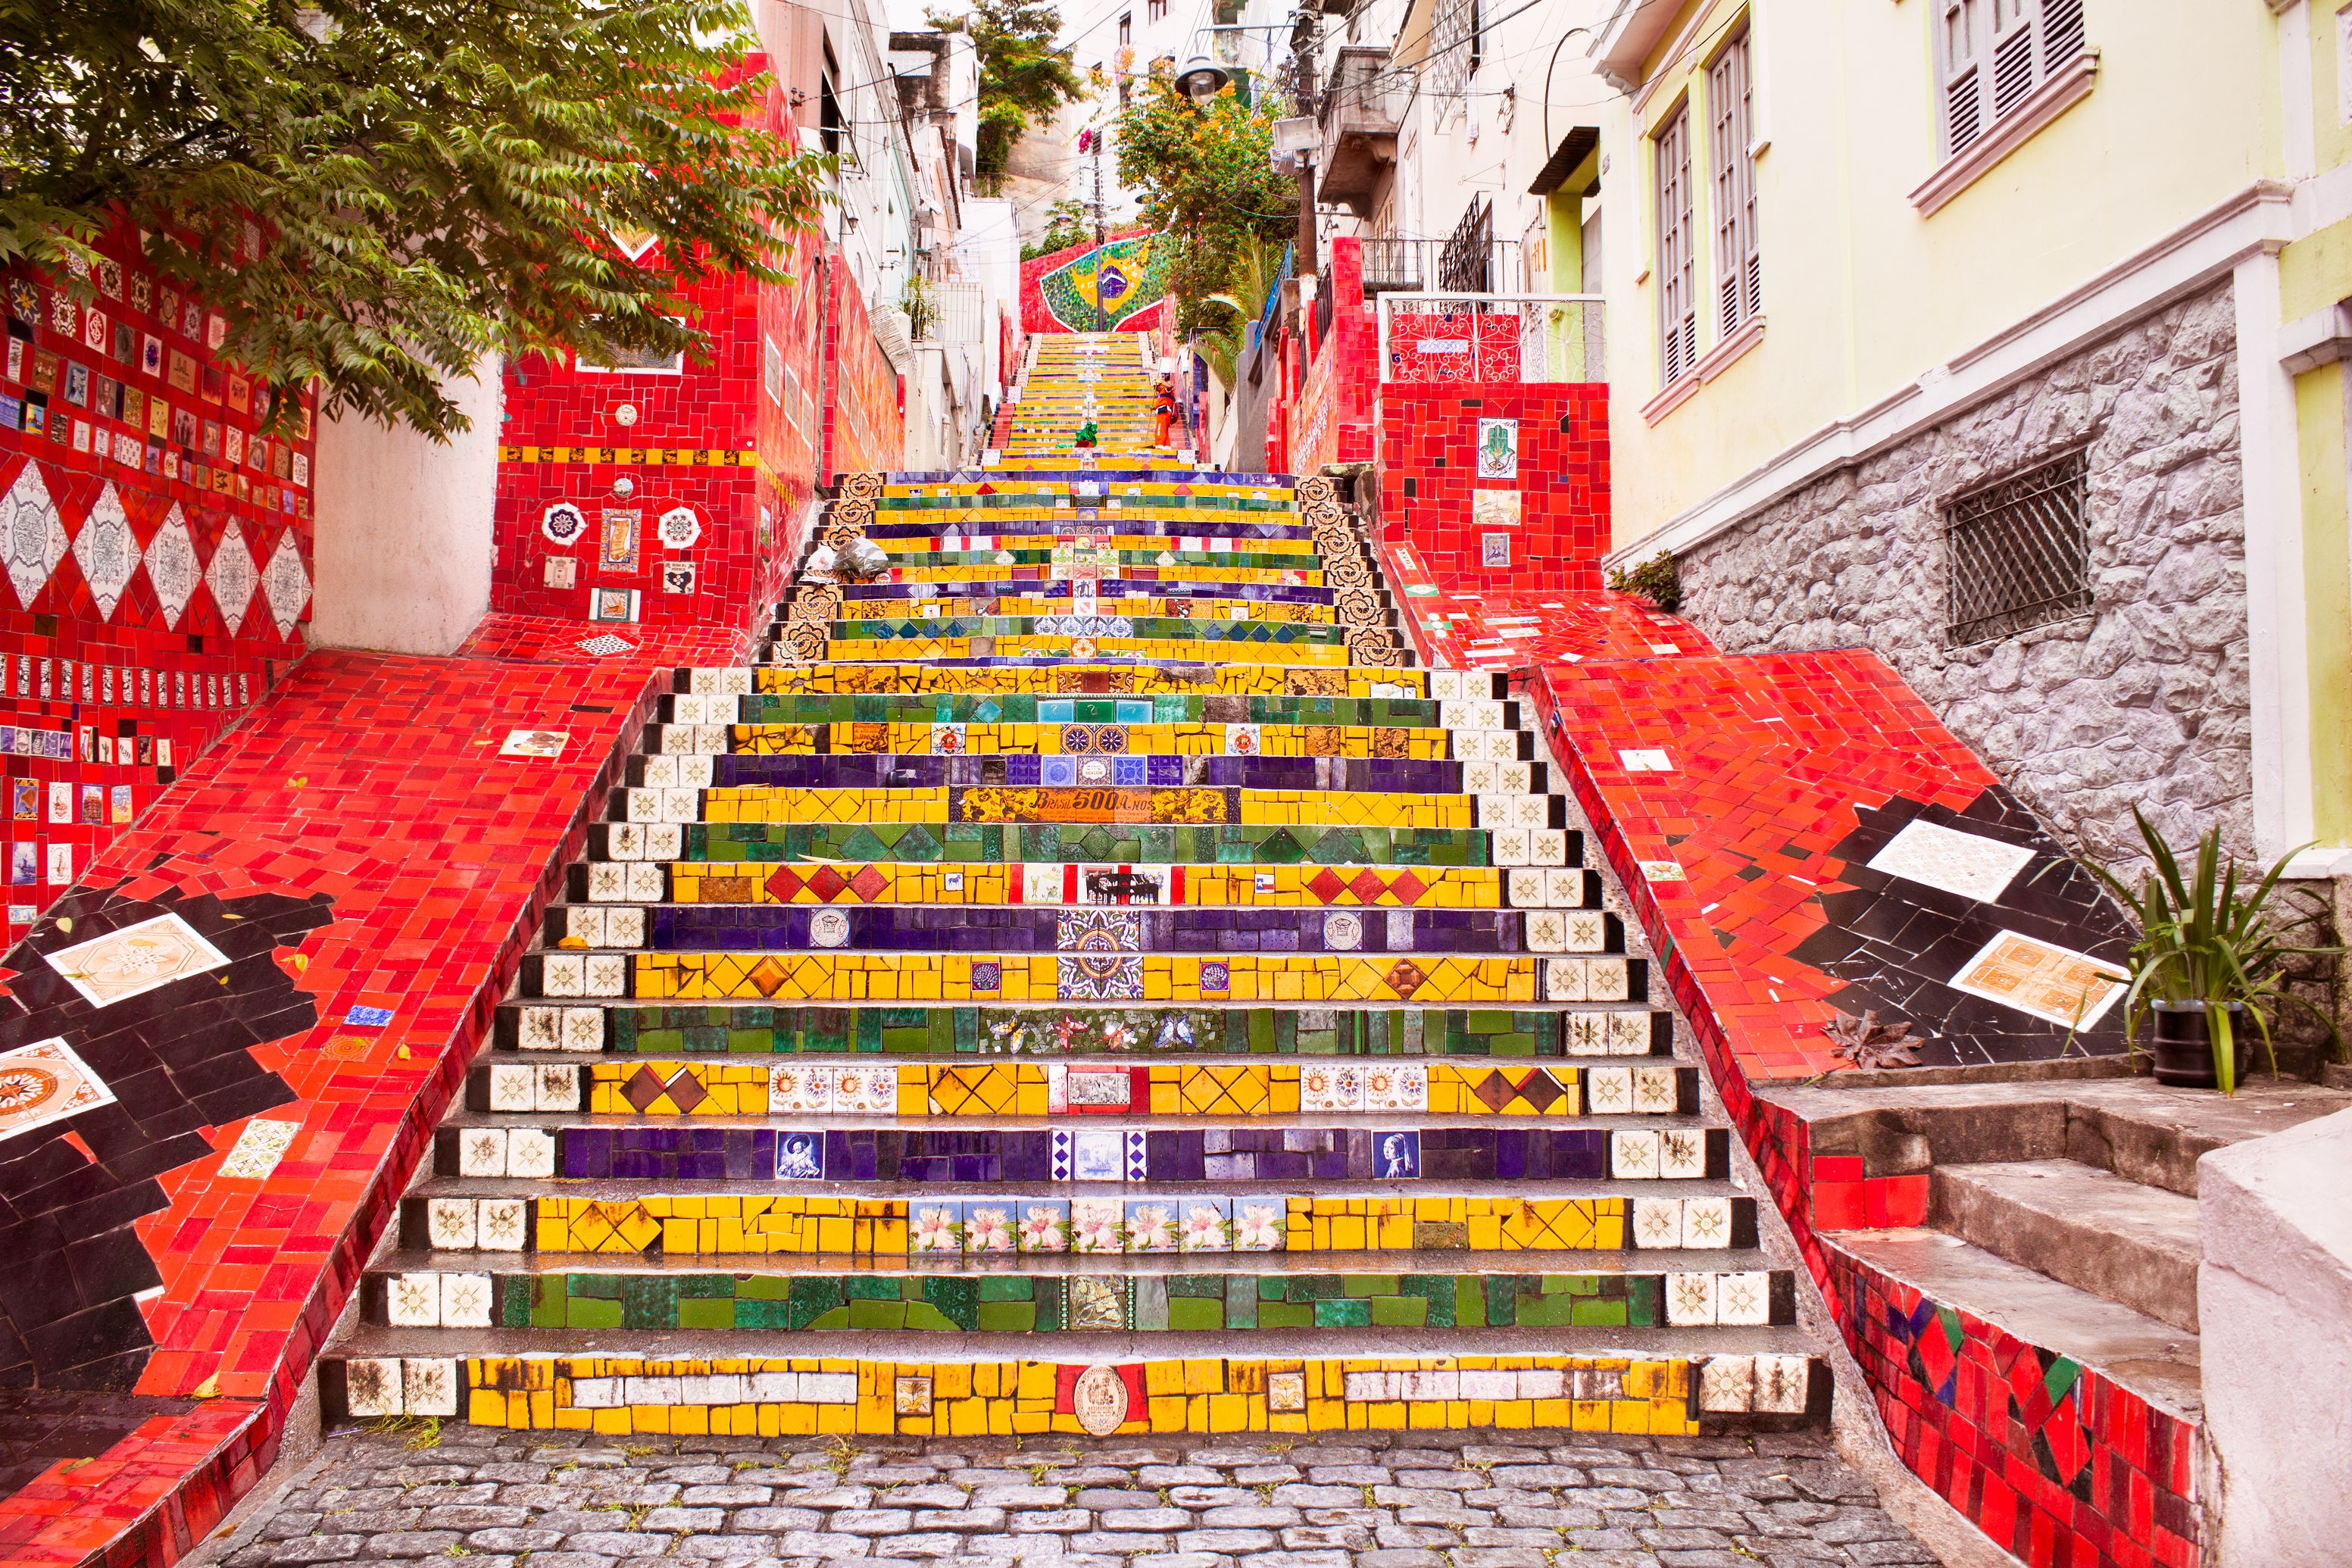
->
xmin=1939 ymin=0 xmax=2085 ymax=159
xmin=1710 ymin=33 xmax=1760 ymax=336
xmin=1655 ymin=108 xmax=1697 ymax=384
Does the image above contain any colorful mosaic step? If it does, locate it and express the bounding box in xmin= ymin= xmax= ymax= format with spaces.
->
xmin=356 ymin=1266 xmax=1800 ymax=1334
xmin=699 ymin=689 xmax=1476 ymax=724
xmin=745 ymin=661 xmax=1460 ymax=695
xmin=401 ymin=1192 xmax=1750 ymax=1257
xmin=323 ymin=334 xmax=1829 ymax=1440
xmin=498 ymin=1001 xmax=1672 ymax=1057
xmin=611 ymin=863 xmax=1588 ymax=909
xmin=589 ymin=820 xmax=1530 ymax=868
xmin=477 ymin=1057 xmax=1701 ymax=1117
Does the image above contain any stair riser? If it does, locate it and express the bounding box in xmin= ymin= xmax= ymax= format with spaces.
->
xmin=429 ymin=1123 xmax=1731 ymax=1185
xmin=496 ymin=1001 xmax=1675 ymax=1059
xmin=398 ymin=1192 xmax=1757 ymax=1258
xmin=320 ymin=1349 xmax=1825 ymax=1435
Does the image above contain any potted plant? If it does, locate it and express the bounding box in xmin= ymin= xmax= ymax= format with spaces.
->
xmin=2088 ymin=807 xmax=2341 ymax=1093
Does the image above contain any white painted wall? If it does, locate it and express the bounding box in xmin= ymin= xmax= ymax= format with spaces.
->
xmin=2197 ymin=1106 xmax=2352 ymax=1563
xmin=309 ymin=363 xmax=498 ymax=655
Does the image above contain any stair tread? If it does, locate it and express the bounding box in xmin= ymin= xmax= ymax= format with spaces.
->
xmin=1829 ymin=1226 xmax=2201 ymax=1419
xmin=1931 ymin=1157 xmax=2202 ymax=1332
xmin=368 ymin=1248 xmax=1776 ymax=1276
xmin=1937 ymin=1158 xmax=2201 ymax=1253
xmin=328 ymin=1324 xmax=1822 ymax=1358
xmin=408 ymin=1176 xmax=1751 ymax=1200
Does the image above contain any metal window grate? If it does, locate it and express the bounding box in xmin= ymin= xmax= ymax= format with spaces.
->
xmin=1943 ymin=447 xmax=2092 ymax=645
xmin=1441 ymin=197 xmax=1495 ymax=292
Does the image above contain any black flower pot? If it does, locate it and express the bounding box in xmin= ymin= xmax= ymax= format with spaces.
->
xmin=2148 ymin=1001 xmax=2250 ymax=1089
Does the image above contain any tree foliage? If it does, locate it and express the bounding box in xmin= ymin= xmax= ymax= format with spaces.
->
xmin=1111 ymin=73 xmax=1295 ymax=327
xmin=0 ymin=0 xmax=827 ymax=437
xmin=1021 ymin=198 xmax=1092 ymax=261
xmin=934 ymin=0 xmax=1084 ymax=187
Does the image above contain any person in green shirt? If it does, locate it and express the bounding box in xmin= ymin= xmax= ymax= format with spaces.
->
xmin=1075 ymin=419 xmax=1098 ymax=448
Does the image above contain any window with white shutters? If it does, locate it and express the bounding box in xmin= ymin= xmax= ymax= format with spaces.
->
xmin=1937 ymin=0 xmax=2087 ymax=158
xmin=1655 ymin=105 xmax=1697 ymax=385
xmin=1710 ymin=30 xmax=1760 ymax=337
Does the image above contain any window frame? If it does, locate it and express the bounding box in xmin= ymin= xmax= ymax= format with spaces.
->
xmin=1934 ymin=0 xmax=2088 ymax=161
xmin=1707 ymin=26 xmax=1760 ymax=339
xmin=1653 ymin=101 xmax=1697 ymax=388
xmin=1941 ymin=444 xmax=2094 ymax=646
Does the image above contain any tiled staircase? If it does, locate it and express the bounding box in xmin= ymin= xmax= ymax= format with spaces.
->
xmin=320 ymin=333 xmax=1824 ymax=1444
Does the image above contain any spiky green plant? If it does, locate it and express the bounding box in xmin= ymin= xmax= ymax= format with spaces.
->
xmin=2085 ymin=807 xmax=2342 ymax=1094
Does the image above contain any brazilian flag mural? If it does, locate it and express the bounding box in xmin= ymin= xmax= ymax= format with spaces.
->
xmin=1030 ymin=231 xmax=1174 ymax=332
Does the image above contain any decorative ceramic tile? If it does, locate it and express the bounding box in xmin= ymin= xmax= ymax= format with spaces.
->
xmin=1948 ymin=930 xmax=2126 ymax=1028
xmin=43 ymin=913 xmax=230 ymax=1007
xmin=774 ymin=1130 xmax=826 ymax=1179
xmin=1866 ymin=818 xmax=2037 ymax=903
xmin=217 ymin=1117 xmax=299 ymax=1179
xmin=0 ymin=1038 xmax=116 ymax=1142
xmin=1070 ymin=1198 xmax=1124 ymax=1254
xmin=1665 ymin=1271 xmax=1717 ymax=1327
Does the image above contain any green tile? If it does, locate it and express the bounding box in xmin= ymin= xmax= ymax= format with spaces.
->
xmin=676 ymin=1297 xmax=737 ymax=1329
xmin=848 ymin=1299 xmax=910 ymax=1329
xmin=976 ymin=1301 xmax=1039 ymax=1332
xmin=1313 ymin=1298 xmax=1373 ymax=1328
xmin=1166 ymin=1297 xmax=1226 ymax=1331
xmin=565 ymin=1298 xmax=624 ymax=1329
xmin=1370 ymin=1295 xmax=1428 ymax=1326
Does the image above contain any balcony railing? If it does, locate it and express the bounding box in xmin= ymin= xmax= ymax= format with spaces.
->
xmin=1357 ymin=237 xmax=1529 ymax=296
xmin=1317 ymin=48 xmax=1410 ymax=216
xmin=1376 ymin=294 xmax=1607 ymax=384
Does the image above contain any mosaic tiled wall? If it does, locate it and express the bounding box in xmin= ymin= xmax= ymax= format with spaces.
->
xmin=0 ymin=226 xmax=316 ymax=932
xmin=1288 ymin=239 xmax=1377 ymax=477
xmin=822 ymin=257 xmax=904 ymax=484
xmin=493 ymin=68 xmax=829 ymax=641
xmin=1376 ymin=384 xmax=1609 ymax=591
xmin=1824 ymin=1242 xmax=2197 ymax=1568
xmin=1017 ymin=228 xmax=1167 ymax=334
xmin=1517 ymin=650 xmax=2170 ymax=1568
xmin=0 ymin=645 xmax=679 ymax=1565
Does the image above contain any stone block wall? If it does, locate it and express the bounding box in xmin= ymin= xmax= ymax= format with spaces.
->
xmin=1678 ymin=282 xmax=2249 ymax=868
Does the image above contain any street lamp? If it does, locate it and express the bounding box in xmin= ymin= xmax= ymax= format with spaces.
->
xmin=1175 ymin=53 xmax=1231 ymax=100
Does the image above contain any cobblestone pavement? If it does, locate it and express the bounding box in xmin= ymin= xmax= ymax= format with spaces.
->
xmin=208 ymin=1425 xmax=1946 ymax=1568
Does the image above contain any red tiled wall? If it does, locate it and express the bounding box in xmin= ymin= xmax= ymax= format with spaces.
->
xmin=1522 ymin=657 xmax=2201 ymax=1568
xmin=493 ymin=69 xmax=824 ymax=639
xmin=1375 ymin=383 xmax=1608 ymax=590
xmin=0 ymin=225 xmax=316 ymax=935
xmin=823 ymin=255 xmax=904 ymax=483
xmin=1826 ymin=1245 xmax=2198 ymax=1568
xmin=1288 ymin=239 xmax=1377 ymax=476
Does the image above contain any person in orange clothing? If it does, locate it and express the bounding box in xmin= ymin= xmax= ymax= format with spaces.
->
xmin=1153 ymin=382 xmax=1179 ymax=448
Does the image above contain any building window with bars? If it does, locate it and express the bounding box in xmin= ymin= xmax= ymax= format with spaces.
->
xmin=1429 ymin=0 xmax=1480 ymax=103
xmin=1935 ymin=0 xmax=2087 ymax=158
xmin=1148 ymin=0 xmax=1166 ymax=19
xmin=1654 ymin=105 xmax=1697 ymax=386
xmin=1709 ymin=29 xmax=1760 ymax=337
xmin=1942 ymin=446 xmax=2093 ymax=645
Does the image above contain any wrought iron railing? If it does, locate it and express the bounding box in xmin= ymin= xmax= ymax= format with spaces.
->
xmin=1375 ymin=293 xmax=1607 ymax=383
xmin=1357 ymin=237 xmax=1526 ymax=296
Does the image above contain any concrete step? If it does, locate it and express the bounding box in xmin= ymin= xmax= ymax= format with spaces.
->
xmin=1830 ymin=1226 xmax=2201 ymax=1422
xmin=1929 ymin=1158 xmax=2204 ymax=1332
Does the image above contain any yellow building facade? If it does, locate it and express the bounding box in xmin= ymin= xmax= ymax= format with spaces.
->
xmin=1587 ymin=0 xmax=2350 ymax=875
